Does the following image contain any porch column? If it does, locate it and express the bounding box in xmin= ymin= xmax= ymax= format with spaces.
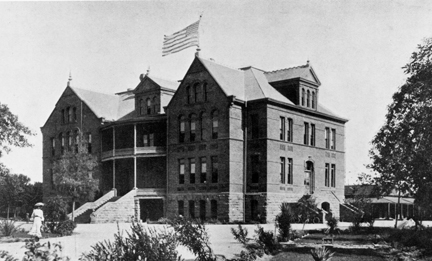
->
xmin=113 ymin=127 xmax=116 ymax=189
xmin=134 ymin=124 xmax=137 ymax=189
xmin=387 ymin=203 xmax=390 ymax=219
xmin=113 ymin=159 xmax=116 ymax=189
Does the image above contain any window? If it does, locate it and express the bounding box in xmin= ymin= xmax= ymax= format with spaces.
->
xmin=179 ymin=116 xmax=185 ymax=143
xmin=211 ymin=156 xmax=218 ymax=183
xmin=61 ymin=109 xmax=65 ymax=124
xmin=194 ymin=83 xmax=199 ymax=103
xmin=73 ymin=107 xmax=77 ymax=122
xmin=179 ymin=159 xmax=185 ymax=184
xmin=310 ymin=124 xmax=316 ymax=146
xmin=212 ymin=110 xmax=219 ymax=139
xmin=303 ymin=122 xmax=309 ymax=145
xmin=307 ymin=90 xmax=310 ymax=107
xmin=146 ymin=98 xmax=151 ymax=115
xmin=251 ymin=155 xmax=259 ymax=183
xmin=287 ymin=158 xmax=293 ymax=184
xmin=331 ymin=164 xmax=336 ymax=187
xmin=74 ymin=130 xmax=79 ymax=153
xmin=190 ymin=114 xmax=197 ymax=142
xmin=251 ymin=114 xmax=259 ymax=139
xmin=287 ymin=118 xmax=293 ymax=142
xmin=200 ymin=157 xmax=207 ymax=183
xmin=280 ymin=117 xmax=285 ymax=141
xmin=312 ymin=91 xmax=316 ymax=109
xmin=60 ymin=133 xmax=65 ymax=155
xmin=153 ymin=97 xmax=158 ymax=114
xmin=301 ymin=88 xmax=305 ymax=106
xmin=143 ymin=133 xmax=154 ymax=147
xmin=325 ymin=163 xmax=330 ymax=187
xmin=67 ymin=131 xmax=72 ymax=151
xmin=280 ymin=157 xmax=285 ymax=184
xmin=331 ymin=129 xmax=336 ymax=150
xmin=68 ymin=107 xmax=72 ymax=123
xmin=203 ymin=82 xmax=208 ymax=101
xmin=178 ymin=201 xmax=184 ymax=216
xmin=189 ymin=158 xmax=196 ymax=184
xmin=199 ymin=112 xmax=205 ymax=140
xmin=199 ymin=200 xmax=206 ymax=221
xmin=51 ymin=138 xmax=55 ymax=156
xmin=210 ymin=200 xmax=217 ymax=219
xmin=189 ymin=200 xmax=195 ymax=219
xmin=325 ymin=127 xmax=330 ymax=149
xmin=140 ymin=99 xmax=145 ymax=115
xmin=87 ymin=133 xmax=92 ymax=154
xmin=186 ymin=86 xmax=192 ymax=104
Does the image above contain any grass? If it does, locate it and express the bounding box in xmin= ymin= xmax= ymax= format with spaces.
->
xmin=271 ymin=247 xmax=385 ymax=261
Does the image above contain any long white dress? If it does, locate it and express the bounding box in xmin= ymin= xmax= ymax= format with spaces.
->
xmin=28 ymin=208 xmax=44 ymax=238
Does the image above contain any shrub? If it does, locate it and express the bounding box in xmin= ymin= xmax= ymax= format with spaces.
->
xmin=231 ymin=224 xmax=249 ymax=245
xmin=310 ymin=246 xmax=335 ymax=261
xmin=0 ymin=250 xmax=18 ymax=261
xmin=0 ymin=219 xmax=22 ymax=237
xmin=275 ymin=203 xmax=292 ymax=242
xmin=81 ymin=222 xmax=181 ymax=261
xmin=255 ymin=226 xmax=278 ymax=255
xmin=386 ymin=227 xmax=432 ymax=255
xmin=55 ymin=220 xmax=77 ymax=236
xmin=22 ymin=238 xmax=70 ymax=261
xmin=44 ymin=196 xmax=70 ymax=234
xmin=326 ymin=217 xmax=340 ymax=236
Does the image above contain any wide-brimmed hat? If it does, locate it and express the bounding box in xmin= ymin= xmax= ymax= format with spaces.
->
xmin=35 ymin=202 xmax=44 ymax=207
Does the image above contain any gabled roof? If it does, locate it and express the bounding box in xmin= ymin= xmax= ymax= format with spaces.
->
xmin=264 ymin=63 xmax=321 ymax=86
xmin=149 ymin=76 xmax=179 ymax=91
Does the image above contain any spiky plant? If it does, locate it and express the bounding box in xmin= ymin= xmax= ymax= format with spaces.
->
xmin=310 ymin=246 xmax=335 ymax=261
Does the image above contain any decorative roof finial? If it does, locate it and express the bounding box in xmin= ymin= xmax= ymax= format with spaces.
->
xmin=146 ymin=66 xmax=150 ymax=76
xmin=307 ymin=60 xmax=310 ymax=66
xmin=67 ymin=71 xmax=72 ymax=87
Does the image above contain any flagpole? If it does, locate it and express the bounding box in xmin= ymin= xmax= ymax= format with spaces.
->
xmin=195 ymin=14 xmax=202 ymax=57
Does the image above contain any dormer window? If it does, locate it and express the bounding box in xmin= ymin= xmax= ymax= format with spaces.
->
xmin=140 ymin=99 xmax=145 ymax=115
xmin=312 ymin=91 xmax=316 ymax=109
xmin=307 ymin=90 xmax=310 ymax=107
xmin=301 ymin=88 xmax=305 ymax=106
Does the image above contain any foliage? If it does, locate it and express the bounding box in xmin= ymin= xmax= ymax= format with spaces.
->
xmin=275 ymin=203 xmax=292 ymax=242
xmin=81 ymin=221 xmax=182 ymax=261
xmin=310 ymin=246 xmax=335 ymax=261
xmin=54 ymin=220 xmax=77 ymax=236
xmin=22 ymin=238 xmax=70 ymax=261
xmin=170 ymin=216 xmax=216 ymax=261
xmin=52 ymin=139 xmax=99 ymax=220
xmin=20 ymin=182 xmax=44 ymax=217
xmin=0 ymin=219 xmax=22 ymax=236
xmin=231 ymin=224 xmax=250 ymax=245
xmin=0 ymin=173 xmax=31 ymax=219
xmin=385 ymin=227 xmax=432 ymax=255
xmin=292 ymin=195 xmax=319 ymax=231
xmin=369 ymin=37 xmax=432 ymax=227
xmin=255 ymin=226 xmax=279 ymax=255
xmin=44 ymin=196 xmax=69 ymax=234
xmin=0 ymin=250 xmax=18 ymax=261
xmin=325 ymin=217 xmax=340 ymax=236
xmin=0 ymin=102 xmax=35 ymax=157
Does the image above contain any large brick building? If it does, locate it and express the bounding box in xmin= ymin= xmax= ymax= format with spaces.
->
xmin=41 ymin=56 xmax=347 ymax=223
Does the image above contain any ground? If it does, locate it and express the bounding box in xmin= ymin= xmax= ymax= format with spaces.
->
xmin=1 ymin=220 xmax=431 ymax=260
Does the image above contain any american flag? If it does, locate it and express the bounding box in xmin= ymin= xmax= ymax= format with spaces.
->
xmin=162 ymin=19 xmax=200 ymax=57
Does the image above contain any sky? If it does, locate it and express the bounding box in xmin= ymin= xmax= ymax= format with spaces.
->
xmin=0 ymin=0 xmax=431 ymax=184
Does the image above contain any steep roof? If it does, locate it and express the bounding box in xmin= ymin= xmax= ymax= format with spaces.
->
xmin=149 ymin=76 xmax=179 ymax=91
xmin=264 ymin=64 xmax=321 ymax=85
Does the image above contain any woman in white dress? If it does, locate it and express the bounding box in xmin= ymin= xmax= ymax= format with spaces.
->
xmin=28 ymin=203 xmax=44 ymax=239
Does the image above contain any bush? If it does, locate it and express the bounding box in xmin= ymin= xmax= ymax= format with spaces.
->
xmin=255 ymin=226 xmax=278 ymax=255
xmin=275 ymin=203 xmax=292 ymax=242
xmin=0 ymin=250 xmax=18 ymax=261
xmin=22 ymin=238 xmax=70 ymax=261
xmin=55 ymin=220 xmax=76 ymax=236
xmin=44 ymin=196 xmax=70 ymax=235
xmin=386 ymin=228 xmax=432 ymax=255
xmin=326 ymin=217 xmax=340 ymax=236
xmin=81 ymin=222 xmax=181 ymax=261
xmin=310 ymin=246 xmax=335 ymax=261
xmin=0 ymin=219 xmax=22 ymax=237
xmin=231 ymin=224 xmax=249 ymax=244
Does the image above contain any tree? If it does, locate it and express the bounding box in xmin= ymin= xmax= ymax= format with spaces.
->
xmin=0 ymin=173 xmax=31 ymax=218
xmin=293 ymin=195 xmax=319 ymax=231
xmin=52 ymin=138 xmax=99 ymax=221
xmin=369 ymin=37 xmax=432 ymax=227
xmin=0 ymin=103 xmax=35 ymax=157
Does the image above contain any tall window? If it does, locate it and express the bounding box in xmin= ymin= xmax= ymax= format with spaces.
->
xmin=312 ymin=91 xmax=316 ymax=109
xmin=211 ymin=156 xmax=218 ymax=183
xmin=140 ymin=99 xmax=145 ymax=115
xmin=190 ymin=114 xmax=197 ymax=142
xmin=194 ymin=83 xmax=199 ymax=103
xmin=67 ymin=107 xmax=72 ymax=123
xmin=179 ymin=159 xmax=185 ymax=184
xmin=251 ymin=155 xmax=260 ymax=183
xmin=210 ymin=200 xmax=217 ymax=219
xmin=310 ymin=124 xmax=316 ymax=146
xmin=200 ymin=157 xmax=207 ymax=183
xmin=87 ymin=133 xmax=92 ymax=153
xmin=280 ymin=117 xmax=285 ymax=141
xmin=199 ymin=112 xmax=205 ymax=140
xmin=67 ymin=131 xmax=72 ymax=151
xmin=179 ymin=116 xmax=185 ymax=143
xmin=307 ymin=90 xmax=310 ymax=107
xmin=287 ymin=118 xmax=293 ymax=142
xmin=61 ymin=109 xmax=65 ymax=124
xmin=203 ymin=82 xmax=208 ymax=101
xmin=325 ymin=127 xmax=330 ymax=149
xmin=280 ymin=157 xmax=286 ymax=184
xmin=331 ymin=164 xmax=336 ymax=187
xmin=189 ymin=158 xmax=196 ymax=184
xmin=60 ymin=133 xmax=65 ymax=155
xmin=153 ymin=97 xmax=158 ymax=114
xmin=303 ymin=122 xmax=309 ymax=145
xmin=301 ymin=88 xmax=305 ymax=106
xmin=178 ymin=201 xmax=184 ymax=216
xmin=51 ymin=138 xmax=55 ymax=156
xmin=189 ymin=200 xmax=195 ymax=219
xmin=325 ymin=163 xmax=330 ymax=187
xmin=146 ymin=98 xmax=151 ymax=115
xmin=212 ymin=110 xmax=219 ymax=139
xmin=73 ymin=107 xmax=77 ymax=122
xmin=187 ymin=86 xmax=192 ymax=104
xmin=74 ymin=130 xmax=79 ymax=152
xmin=287 ymin=158 xmax=293 ymax=184
xmin=199 ymin=200 xmax=206 ymax=221
xmin=251 ymin=114 xmax=259 ymax=139
xmin=331 ymin=129 xmax=336 ymax=150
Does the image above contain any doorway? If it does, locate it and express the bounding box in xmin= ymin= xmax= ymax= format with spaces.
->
xmin=139 ymin=199 xmax=164 ymax=222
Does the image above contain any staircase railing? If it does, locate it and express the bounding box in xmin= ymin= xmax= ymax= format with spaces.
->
xmin=68 ymin=189 xmax=117 ymax=219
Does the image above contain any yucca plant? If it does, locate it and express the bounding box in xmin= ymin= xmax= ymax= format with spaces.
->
xmin=310 ymin=246 xmax=335 ymax=261
xmin=0 ymin=219 xmax=22 ymax=237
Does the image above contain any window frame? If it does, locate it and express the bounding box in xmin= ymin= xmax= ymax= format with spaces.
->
xmin=189 ymin=158 xmax=196 ymax=184
xmin=280 ymin=117 xmax=285 ymax=141
xmin=280 ymin=157 xmax=286 ymax=184
xmin=200 ymin=157 xmax=207 ymax=183
xmin=287 ymin=118 xmax=293 ymax=142
xmin=211 ymin=156 xmax=218 ymax=183
xmin=211 ymin=110 xmax=219 ymax=139
xmin=179 ymin=159 xmax=185 ymax=184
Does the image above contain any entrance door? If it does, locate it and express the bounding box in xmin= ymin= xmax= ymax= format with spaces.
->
xmin=140 ymin=199 xmax=164 ymax=222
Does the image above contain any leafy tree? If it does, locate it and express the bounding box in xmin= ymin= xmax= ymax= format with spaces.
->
xmin=0 ymin=103 xmax=35 ymax=157
xmin=369 ymin=37 xmax=432 ymax=228
xmin=52 ymin=138 xmax=99 ymax=221
xmin=0 ymin=173 xmax=31 ymax=219
xmin=293 ymin=195 xmax=319 ymax=231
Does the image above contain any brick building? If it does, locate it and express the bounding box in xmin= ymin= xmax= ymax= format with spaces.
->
xmin=41 ymin=56 xmax=347 ymax=223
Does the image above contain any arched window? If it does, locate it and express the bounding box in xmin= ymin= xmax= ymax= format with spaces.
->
xmin=312 ymin=91 xmax=316 ymax=109
xmin=179 ymin=115 xmax=185 ymax=143
xmin=59 ymin=132 xmax=64 ymax=155
xmin=61 ymin=109 xmax=65 ymax=124
xmin=72 ymin=107 xmax=77 ymax=122
xmin=67 ymin=107 xmax=72 ymax=123
xmin=211 ymin=110 xmax=219 ymax=139
xmin=199 ymin=112 xmax=206 ymax=140
xmin=186 ymin=86 xmax=192 ymax=104
xmin=194 ymin=82 xmax=200 ymax=103
xmin=301 ymin=89 xmax=305 ymax=106
xmin=67 ymin=131 xmax=72 ymax=151
xmin=190 ymin=114 xmax=197 ymax=142
xmin=74 ymin=130 xmax=79 ymax=152
xmin=203 ymin=82 xmax=208 ymax=102
xmin=146 ymin=98 xmax=151 ymax=115
xmin=307 ymin=90 xmax=310 ymax=107
xmin=153 ymin=97 xmax=158 ymax=113
xmin=140 ymin=99 xmax=145 ymax=115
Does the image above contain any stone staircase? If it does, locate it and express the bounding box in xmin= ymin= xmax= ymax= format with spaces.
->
xmin=68 ymin=189 xmax=117 ymax=222
xmin=90 ymin=188 xmax=137 ymax=223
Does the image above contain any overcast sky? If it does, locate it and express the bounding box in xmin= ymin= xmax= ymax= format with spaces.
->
xmin=1 ymin=1 xmax=431 ymax=183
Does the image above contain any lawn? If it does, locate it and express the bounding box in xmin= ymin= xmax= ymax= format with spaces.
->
xmin=272 ymin=247 xmax=385 ymax=261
